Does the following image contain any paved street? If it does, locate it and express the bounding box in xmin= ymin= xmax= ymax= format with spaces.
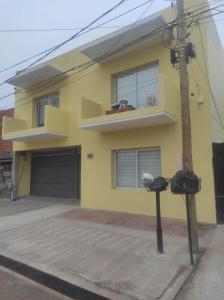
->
xmin=176 ymin=225 xmax=224 ymax=300
xmin=0 ymin=266 xmax=71 ymax=300
xmin=0 ymin=196 xmax=215 ymax=300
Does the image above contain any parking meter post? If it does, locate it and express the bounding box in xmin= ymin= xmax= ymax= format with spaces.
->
xmin=186 ymin=193 xmax=194 ymax=265
xmin=156 ymin=191 xmax=164 ymax=253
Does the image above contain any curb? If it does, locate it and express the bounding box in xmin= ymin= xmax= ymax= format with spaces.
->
xmin=0 ymin=250 xmax=206 ymax=300
xmin=160 ymin=248 xmax=206 ymax=300
xmin=0 ymin=254 xmax=109 ymax=300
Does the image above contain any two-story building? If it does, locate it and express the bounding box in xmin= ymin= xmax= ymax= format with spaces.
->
xmin=2 ymin=0 xmax=224 ymax=224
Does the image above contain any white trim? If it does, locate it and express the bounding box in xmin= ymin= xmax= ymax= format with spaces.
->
xmin=115 ymin=187 xmax=145 ymax=191
xmin=79 ymin=14 xmax=167 ymax=62
xmin=80 ymin=111 xmax=177 ymax=130
xmin=2 ymin=130 xmax=67 ymax=141
xmin=7 ymin=62 xmax=67 ymax=85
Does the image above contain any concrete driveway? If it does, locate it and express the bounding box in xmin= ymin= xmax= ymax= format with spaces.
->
xmin=0 ymin=196 xmax=215 ymax=300
xmin=0 ymin=196 xmax=78 ymax=217
xmin=0 ymin=196 xmax=79 ymax=232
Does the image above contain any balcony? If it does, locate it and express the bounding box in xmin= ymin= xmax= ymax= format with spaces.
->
xmin=2 ymin=106 xmax=68 ymax=142
xmin=80 ymin=75 xmax=179 ymax=132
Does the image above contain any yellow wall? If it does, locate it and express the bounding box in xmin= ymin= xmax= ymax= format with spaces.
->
xmin=10 ymin=0 xmax=218 ymax=223
xmin=17 ymin=153 xmax=31 ymax=197
xmin=3 ymin=116 xmax=27 ymax=134
xmin=204 ymin=19 xmax=224 ymax=142
xmin=44 ymin=105 xmax=68 ymax=135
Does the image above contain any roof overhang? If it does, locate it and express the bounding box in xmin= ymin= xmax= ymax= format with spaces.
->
xmin=80 ymin=14 xmax=167 ymax=62
xmin=80 ymin=111 xmax=176 ymax=132
xmin=7 ymin=62 xmax=68 ymax=89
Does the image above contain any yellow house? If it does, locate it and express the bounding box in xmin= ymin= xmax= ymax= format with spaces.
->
xmin=2 ymin=0 xmax=224 ymax=224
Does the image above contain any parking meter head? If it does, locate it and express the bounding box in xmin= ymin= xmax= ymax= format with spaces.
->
xmin=171 ymin=170 xmax=200 ymax=194
xmin=149 ymin=176 xmax=168 ymax=192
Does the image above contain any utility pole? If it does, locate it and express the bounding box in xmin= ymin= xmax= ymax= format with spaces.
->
xmin=176 ymin=0 xmax=199 ymax=254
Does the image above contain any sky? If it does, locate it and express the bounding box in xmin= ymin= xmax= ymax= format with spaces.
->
xmin=0 ymin=0 xmax=223 ymax=109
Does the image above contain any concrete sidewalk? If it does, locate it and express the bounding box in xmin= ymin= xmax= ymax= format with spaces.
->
xmin=176 ymin=225 xmax=224 ymax=300
xmin=0 ymin=199 xmax=214 ymax=300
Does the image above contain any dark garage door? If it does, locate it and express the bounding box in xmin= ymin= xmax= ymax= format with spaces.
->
xmin=31 ymin=149 xmax=79 ymax=198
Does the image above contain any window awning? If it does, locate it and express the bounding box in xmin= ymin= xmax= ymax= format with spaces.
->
xmin=7 ymin=62 xmax=68 ymax=89
xmin=80 ymin=14 xmax=167 ymax=62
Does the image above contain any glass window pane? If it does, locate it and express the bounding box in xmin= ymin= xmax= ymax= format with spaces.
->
xmin=138 ymin=149 xmax=161 ymax=187
xmin=37 ymin=99 xmax=48 ymax=127
xmin=116 ymin=73 xmax=136 ymax=108
xmin=36 ymin=93 xmax=59 ymax=127
xmin=50 ymin=93 xmax=59 ymax=107
xmin=116 ymin=150 xmax=137 ymax=187
xmin=136 ymin=66 xmax=159 ymax=108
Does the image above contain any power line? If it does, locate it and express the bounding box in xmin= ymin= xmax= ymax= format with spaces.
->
xmin=160 ymin=4 xmax=224 ymax=49
xmin=1 ymin=4 xmax=222 ymax=108
xmin=18 ymin=0 xmax=129 ymax=69
xmin=187 ymin=3 xmax=224 ymax=20
xmin=188 ymin=9 xmax=224 ymax=26
xmin=189 ymin=61 xmax=224 ymax=132
xmin=0 ymin=0 xmax=128 ymax=86
xmin=197 ymin=23 xmax=224 ymax=129
xmin=0 ymin=1 xmax=167 ymax=102
xmin=0 ymin=25 xmax=162 ymax=32
xmin=0 ymin=1 xmax=156 ymax=34
xmin=185 ymin=0 xmax=224 ymax=11
xmin=1 ymin=0 xmax=220 ymax=81
xmin=199 ymin=16 xmax=224 ymax=24
xmin=0 ymin=18 xmax=170 ymax=109
xmin=0 ymin=45 xmax=59 ymax=74
xmin=0 ymin=24 xmax=164 ymax=33
xmin=105 ymin=0 xmax=156 ymax=58
xmin=1 ymin=5 xmax=219 ymax=104
xmin=0 ymin=0 xmax=155 ymax=78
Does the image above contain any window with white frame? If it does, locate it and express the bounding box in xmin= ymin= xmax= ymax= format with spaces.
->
xmin=115 ymin=148 xmax=161 ymax=188
xmin=114 ymin=65 xmax=159 ymax=109
xmin=36 ymin=93 xmax=59 ymax=127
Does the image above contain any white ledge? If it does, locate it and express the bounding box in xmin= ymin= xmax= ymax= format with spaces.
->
xmin=3 ymin=129 xmax=67 ymax=142
xmin=80 ymin=111 xmax=177 ymax=132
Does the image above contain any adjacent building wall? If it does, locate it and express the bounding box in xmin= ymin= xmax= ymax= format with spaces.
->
xmin=205 ymin=19 xmax=224 ymax=143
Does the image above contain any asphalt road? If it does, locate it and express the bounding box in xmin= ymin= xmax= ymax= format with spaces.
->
xmin=0 ymin=266 xmax=72 ymax=300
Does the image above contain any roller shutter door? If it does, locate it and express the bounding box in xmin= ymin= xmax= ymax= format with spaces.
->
xmin=31 ymin=149 xmax=78 ymax=198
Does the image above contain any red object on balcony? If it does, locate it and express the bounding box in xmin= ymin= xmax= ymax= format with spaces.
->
xmin=106 ymin=107 xmax=136 ymax=115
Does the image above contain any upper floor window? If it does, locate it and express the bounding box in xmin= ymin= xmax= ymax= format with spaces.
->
xmin=114 ymin=65 xmax=159 ymax=109
xmin=36 ymin=93 xmax=59 ymax=127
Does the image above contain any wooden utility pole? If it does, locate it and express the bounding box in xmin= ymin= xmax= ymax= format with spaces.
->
xmin=176 ymin=0 xmax=199 ymax=253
